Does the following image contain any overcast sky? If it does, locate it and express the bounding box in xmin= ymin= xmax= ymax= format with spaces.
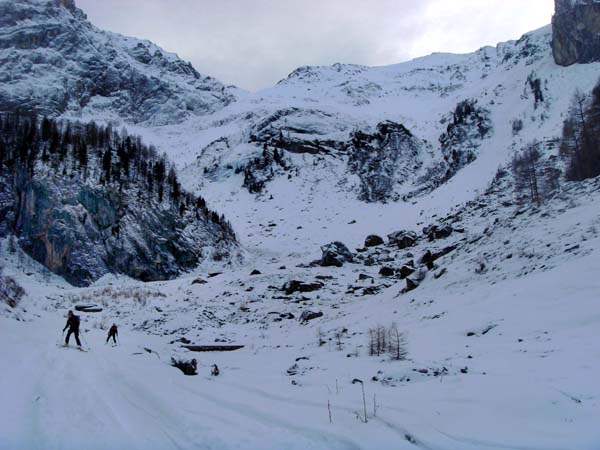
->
xmin=77 ymin=0 xmax=555 ymax=91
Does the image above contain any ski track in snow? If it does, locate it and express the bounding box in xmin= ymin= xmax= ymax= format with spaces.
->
xmin=0 ymin=318 xmax=383 ymax=450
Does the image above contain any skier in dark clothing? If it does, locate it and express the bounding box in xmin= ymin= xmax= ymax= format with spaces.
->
xmin=106 ymin=324 xmax=118 ymax=345
xmin=63 ymin=310 xmax=81 ymax=347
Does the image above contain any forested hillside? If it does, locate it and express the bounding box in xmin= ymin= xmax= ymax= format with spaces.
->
xmin=0 ymin=112 xmax=237 ymax=286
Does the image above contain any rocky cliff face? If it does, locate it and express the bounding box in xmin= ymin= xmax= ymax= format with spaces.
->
xmin=347 ymin=121 xmax=423 ymax=203
xmin=0 ymin=0 xmax=236 ymax=125
xmin=552 ymin=0 xmax=600 ymax=66
xmin=5 ymin=176 xmax=233 ymax=286
xmin=0 ymin=114 xmax=238 ymax=286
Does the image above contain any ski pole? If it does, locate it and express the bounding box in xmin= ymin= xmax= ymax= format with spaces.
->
xmin=80 ymin=331 xmax=91 ymax=351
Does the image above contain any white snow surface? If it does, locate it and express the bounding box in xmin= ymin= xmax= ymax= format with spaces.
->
xmin=2 ymin=12 xmax=600 ymax=450
xmin=2 ymin=173 xmax=600 ymax=449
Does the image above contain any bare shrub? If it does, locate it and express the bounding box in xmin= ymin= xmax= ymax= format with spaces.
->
xmin=334 ymin=329 xmax=344 ymax=351
xmin=511 ymin=118 xmax=524 ymax=135
xmin=368 ymin=324 xmax=407 ymax=359
xmin=66 ymin=286 xmax=165 ymax=306
xmin=388 ymin=323 xmax=408 ymax=361
xmin=316 ymin=327 xmax=326 ymax=347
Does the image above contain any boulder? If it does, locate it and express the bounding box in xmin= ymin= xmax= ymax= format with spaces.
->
xmin=388 ymin=231 xmax=418 ymax=249
xmin=170 ymin=358 xmax=197 ymax=376
xmin=435 ymin=225 xmax=453 ymax=240
xmin=250 ymin=269 xmax=262 ymax=276
xmin=421 ymin=251 xmax=436 ymax=270
xmin=379 ymin=266 xmax=396 ymax=277
xmin=361 ymin=286 xmax=381 ymax=296
xmin=420 ymin=246 xmax=457 ymax=269
xmin=299 ymin=310 xmax=324 ymax=323
xmin=282 ymin=280 xmax=324 ymax=295
xmin=398 ymin=264 xmax=416 ymax=279
xmin=364 ymin=234 xmax=384 ymax=247
xmin=319 ymin=241 xmax=353 ymax=267
xmin=280 ymin=313 xmax=295 ymax=320
xmin=423 ymin=224 xmax=453 ymax=241
xmin=404 ymin=268 xmax=427 ymax=293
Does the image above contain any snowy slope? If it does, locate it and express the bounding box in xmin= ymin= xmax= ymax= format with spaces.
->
xmin=118 ymin=26 xmax=600 ymax=260
xmin=2 ymin=174 xmax=600 ymax=450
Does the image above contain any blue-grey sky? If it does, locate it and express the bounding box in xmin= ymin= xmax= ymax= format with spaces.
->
xmin=77 ymin=0 xmax=554 ymax=91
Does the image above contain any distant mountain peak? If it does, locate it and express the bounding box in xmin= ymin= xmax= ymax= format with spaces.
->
xmin=0 ymin=0 xmax=237 ymax=125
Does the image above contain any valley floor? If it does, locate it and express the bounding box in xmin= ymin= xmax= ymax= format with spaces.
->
xmin=2 ymin=240 xmax=600 ymax=449
xmin=3 ymin=171 xmax=600 ymax=450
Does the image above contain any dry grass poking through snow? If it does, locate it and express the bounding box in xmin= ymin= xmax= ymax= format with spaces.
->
xmin=66 ymin=286 xmax=166 ymax=308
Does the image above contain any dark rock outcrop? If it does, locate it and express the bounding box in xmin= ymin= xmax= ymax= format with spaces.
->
xmin=552 ymin=0 xmax=600 ymax=66
xmin=379 ymin=266 xmax=396 ymax=277
xmin=364 ymin=234 xmax=384 ymax=247
xmin=439 ymin=100 xmax=492 ymax=178
xmin=423 ymin=224 xmax=453 ymax=241
xmin=348 ymin=121 xmax=423 ymax=202
xmin=420 ymin=246 xmax=457 ymax=270
xmin=249 ymin=108 xmax=343 ymax=155
xmin=404 ymin=268 xmax=427 ymax=293
xmin=170 ymin=358 xmax=197 ymax=376
xmin=379 ymin=263 xmax=415 ymax=279
xmin=388 ymin=230 xmax=418 ymax=249
xmin=319 ymin=241 xmax=353 ymax=267
xmin=3 ymin=177 xmax=234 ymax=287
xmin=299 ymin=310 xmax=323 ymax=323
xmin=417 ymin=100 xmax=492 ymax=195
xmin=282 ymin=280 xmax=324 ymax=295
xmin=398 ymin=264 xmax=416 ymax=279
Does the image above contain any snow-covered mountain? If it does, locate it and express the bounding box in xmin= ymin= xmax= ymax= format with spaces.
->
xmin=1 ymin=0 xmax=600 ymax=449
xmin=0 ymin=0 xmax=237 ymax=125
xmin=154 ymin=25 xmax=598 ymax=259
